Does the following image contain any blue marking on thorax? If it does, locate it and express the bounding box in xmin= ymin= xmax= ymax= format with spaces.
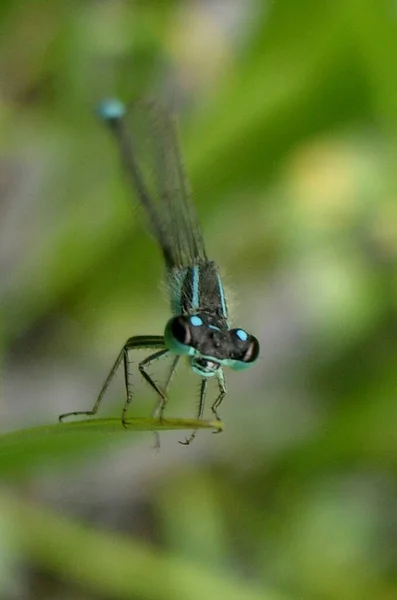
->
xmin=208 ymin=324 xmax=220 ymax=331
xmin=97 ymin=99 xmax=126 ymax=121
xmin=192 ymin=266 xmax=200 ymax=310
xmin=190 ymin=315 xmax=203 ymax=327
xmin=216 ymin=274 xmax=228 ymax=320
xmin=236 ymin=328 xmax=248 ymax=341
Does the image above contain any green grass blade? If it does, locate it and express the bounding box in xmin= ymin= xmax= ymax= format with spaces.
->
xmin=0 ymin=418 xmax=223 ymax=477
xmin=49 ymin=417 xmax=223 ymax=434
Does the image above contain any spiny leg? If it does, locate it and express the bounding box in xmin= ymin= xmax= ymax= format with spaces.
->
xmin=59 ymin=347 xmax=125 ymax=422
xmin=132 ymin=351 xmax=177 ymax=449
xmin=59 ymin=335 xmax=165 ymax=424
xmin=211 ymin=369 xmax=227 ymax=432
xmin=122 ymin=347 xmax=169 ymax=428
xmin=179 ymin=378 xmax=207 ymax=446
xmin=152 ymin=355 xmax=180 ymax=421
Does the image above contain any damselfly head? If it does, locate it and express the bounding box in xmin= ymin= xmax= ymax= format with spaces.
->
xmin=164 ymin=314 xmax=259 ymax=376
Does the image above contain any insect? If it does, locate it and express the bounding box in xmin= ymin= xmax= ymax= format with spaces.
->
xmin=59 ymin=99 xmax=259 ymax=444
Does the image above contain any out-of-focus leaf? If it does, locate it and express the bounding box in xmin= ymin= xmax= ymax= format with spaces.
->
xmin=3 ymin=493 xmax=290 ymax=600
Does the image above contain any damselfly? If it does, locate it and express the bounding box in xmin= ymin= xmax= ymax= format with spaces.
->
xmin=59 ymin=99 xmax=259 ymax=444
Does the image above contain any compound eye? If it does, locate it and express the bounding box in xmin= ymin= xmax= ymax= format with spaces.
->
xmin=229 ymin=329 xmax=260 ymax=367
xmin=169 ymin=316 xmax=191 ymax=345
xmin=241 ymin=335 xmax=260 ymax=363
xmin=164 ymin=316 xmax=194 ymax=356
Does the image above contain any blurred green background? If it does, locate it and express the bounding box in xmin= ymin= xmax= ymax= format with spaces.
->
xmin=1 ymin=1 xmax=396 ymax=598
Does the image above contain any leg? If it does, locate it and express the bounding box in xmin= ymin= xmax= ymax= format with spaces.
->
xmin=179 ymin=378 xmax=207 ymax=445
xmin=122 ymin=347 xmax=170 ymax=428
xmin=59 ymin=335 xmax=165 ymax=423
xmin=138 ymin=353 xmax=178 ymax=449
xmin=152 ymin=356 xmax=180 ymax=420
xmin=211 ymin=369 xmax=227 ymax=428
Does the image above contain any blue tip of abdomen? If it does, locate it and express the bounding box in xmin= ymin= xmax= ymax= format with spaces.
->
xmin=97 ymin=98 xmax=126 ymax=121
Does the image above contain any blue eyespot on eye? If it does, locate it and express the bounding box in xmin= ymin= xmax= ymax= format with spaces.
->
xmin=236 ymin=329 xmax=248 ymax=342
xmin=190 ymin=315 xmax=203 ymax=327
xmin=97 ymin=99 xmax=126 ymax=121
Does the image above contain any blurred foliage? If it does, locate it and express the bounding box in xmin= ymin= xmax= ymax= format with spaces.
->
xmin=0 ymin=0 xmax=396 ymax=599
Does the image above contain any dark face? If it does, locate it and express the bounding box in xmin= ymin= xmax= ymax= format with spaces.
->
xmin=164 ymin=313 xmax=260 ymax=376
